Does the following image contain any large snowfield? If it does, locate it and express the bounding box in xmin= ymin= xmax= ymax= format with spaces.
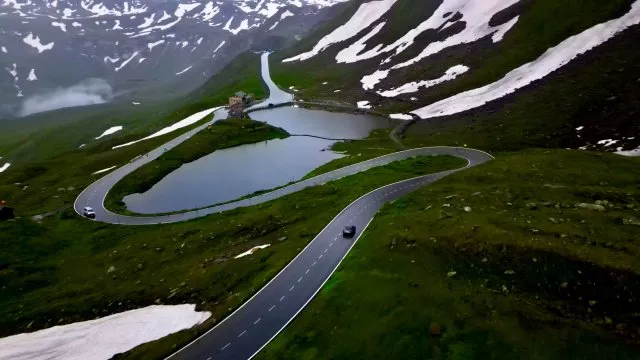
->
xmin=0 ymin=304 xmax=210 ymax=360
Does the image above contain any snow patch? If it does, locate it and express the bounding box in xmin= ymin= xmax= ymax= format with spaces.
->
xmin=27 ymin=68 xmax=37 ymax=81
xmin=23 ymin=33 xmax=54 ymax=53
xmin=213 ymin=40 xmax=225 ymax=53
xmin=361 ymin=69 xmax=389 ymax=90
xmin=597 ymin=139 xmax=619 ymax=147
xmin=104 ymin=56 xmax=119 ymax=64
xmin=357 ymin=100 xmax=371 ymax=109
xmin=390 ymin=113 xmax=413 ymax=120
xmin=81 ymin=1 xmax=147 ymax=17
xmin=175 ymin=3 xmax=201 ymax=18
xmin=176 ymin=65 xmax=192 ymax=75
xmin=281 ymin=9 xmax=294 ymax=19
xmin=0 ymin=304 xmax=210 ymax=360
xmin=410 ymin=1 xmax=640 ymax=120
xmin=1 ymin=46 xmax=6 ymax=53
xmin=115 ymin=52 xmax=139 ymax=72
xmin=197 ymin=2 xmax=219 ymax=22
xmin=95 ymin=126 xmax=123 ymax=140
xmin=283 ymin=0 xmax=398 ymax=62
xmin=91 ymin=165 xmax=117 ymax=175
xmin=62 ymin=8 xmax=75 ymax=18
xmin=223 ymin=17 xmax=257 ymax=35
xmin=0 ymin=163 xmax=10 ymax=173
xmin=158 ymin=11 xmax=171 ymax=22
xmin=349 ymin=0 xmax=521 ymax=67
xmin=51 ymin=21 xmax=66 ymax=32
xmin=235 ymin=244 xmax=271 ymax=259
xmin=147 ymin=39 xmax=164 ymax=51
xmin=138 ymin=13 xmax=155 ymax=28
xmin=112 ymin=107 xmax=222 ymax=149
xmin=616 ymin=146 xmax=640 ymax=157
xmin=378 ymin=65 xmax=469 ymax=97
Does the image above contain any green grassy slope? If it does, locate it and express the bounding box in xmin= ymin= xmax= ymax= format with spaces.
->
xmin=106 ymin=118 xmax=289 ymax=214
xmin=258 ymin=150 xmax=640 ymax=360
xmin=0 ymin=155 xmax=465 ymax=355
xmin=402 ymin=25 xmax=640 ymax=152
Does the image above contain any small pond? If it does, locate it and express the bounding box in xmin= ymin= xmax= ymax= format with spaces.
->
xmin=123 ymin=106 xmax=390 ymax=214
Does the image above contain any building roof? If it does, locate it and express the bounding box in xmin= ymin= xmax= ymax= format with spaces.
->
xmin=235 ymin=91 xmax=247 ymax=97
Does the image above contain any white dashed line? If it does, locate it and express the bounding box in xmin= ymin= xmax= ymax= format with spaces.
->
xmin=268 ymin=305 xmax=275 ymax=311
xmin=289 ymin=285 xmax=295 ymax=291
xmin=305 ymin=269 xmax=310 ymax=274
xmin=329 ymin=242 xmax=333 ymax=247
xmin=312 ymin=261 xmax=317 ymax=266
xmin=221 ymin=343 xmax=231 ymax=351
xmin=238 ymin=330 xmax=247 ymax=338
xmin=298 ymin=277 xmax=303 ymax=283
xmin=280 ymin=296 xmax=285 ymax=302
xmin=254 ymin=318 xmax=261 ymax=325
xmin=324 ymin=249 xmax=328 ymax=253
xmin=318 ymin=254 xmax=323 ymax=259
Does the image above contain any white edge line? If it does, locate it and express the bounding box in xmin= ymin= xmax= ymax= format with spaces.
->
xmin=166 ymin=159 xmax=473 ymax=360
xmin=247 ymin=213 xmax=377 ymax=359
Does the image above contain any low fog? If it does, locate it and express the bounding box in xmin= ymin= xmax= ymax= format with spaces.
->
xmin=19 ymin=78 xmax=113 ymax=117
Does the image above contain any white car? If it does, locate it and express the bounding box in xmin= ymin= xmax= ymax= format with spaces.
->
xmin=83 ymin=206 xmax=96 ymax=219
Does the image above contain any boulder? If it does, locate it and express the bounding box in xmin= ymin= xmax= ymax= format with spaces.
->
xmin=576 ymin=203 xmax=606 ymax=211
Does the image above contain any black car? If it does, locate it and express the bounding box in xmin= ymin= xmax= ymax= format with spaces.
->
xmin=342 ymin=225 xmax=356 ymax=238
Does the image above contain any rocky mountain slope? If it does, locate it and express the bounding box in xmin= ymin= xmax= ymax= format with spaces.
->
xmin=0 ymin=0 xmax=349 ymax=117
xmin=272 ymin=0 xmax=640 ymax=154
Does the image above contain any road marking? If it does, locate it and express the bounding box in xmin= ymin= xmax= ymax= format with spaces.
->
xmin=206 ymin=357 xmax=212 ymax=360
xmin=312 ymin=261 xmax=317 ymax=266
xmin=298 ymin=277 xmax=303 ymax=283
xmin=221 ymin=343 xmax=231 ymax=351
xmin=305 ymin=269 xmax=310 ymax=274
xmin=329 ymin=242 xmax=333 ymax=247
xmin=238 ymin=330 xmax=247 ymax=338
xmin=254 ymin=318 xmax=261 ymax=325
xmin=289 ymin=285 xmax=295 ymax=291
xmin=280 ymin=296 xmax=285 ymax=302
xmin=324 ymin=249 xmax=328 ymax=253
xmin=268 ymin=305 xmax=275 ymax=312
xmin=318 ymin=254 xmax=323 ymax=259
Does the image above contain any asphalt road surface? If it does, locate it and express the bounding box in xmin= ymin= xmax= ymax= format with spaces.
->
xmin=74 ymin=146 xmax=492 ymax=225
xmin=163 ymin=149 xmax=492 ymax=360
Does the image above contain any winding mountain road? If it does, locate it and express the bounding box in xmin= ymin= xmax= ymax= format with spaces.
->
xmin=73 ymin=52 xmax=494 ymax=360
